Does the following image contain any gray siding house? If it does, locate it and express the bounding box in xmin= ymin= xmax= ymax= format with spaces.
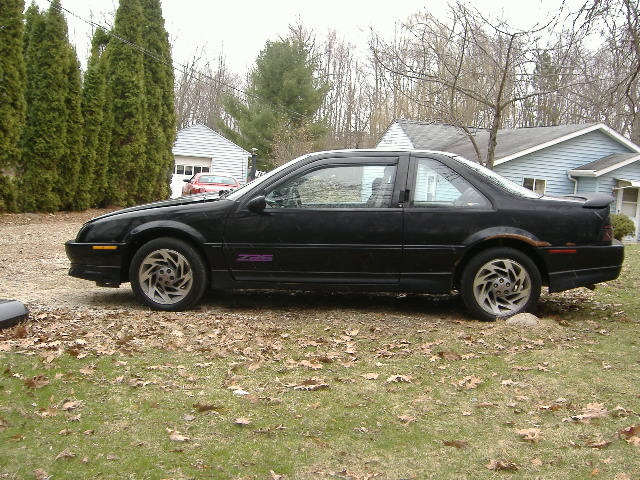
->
xmin=171 ymin=124 xmax=250 ymax=198
xmin=378 ymin=120 xmax=640 ymax=238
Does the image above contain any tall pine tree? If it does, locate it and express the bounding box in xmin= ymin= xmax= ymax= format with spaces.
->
xmin=140 ymin=0 xmax=175 ymax=202
xmin=21 ymin=5 xmax=63 ymax=211
xmin=222 ymin=38 xmax=328 ymax=166
xmin=0 ymin=0 xmax=26 ymax=211
xmin=103 ymin=0 xmax=147 ymax=206
xmin=60 ymin=45 xmax=84 ymax=210
xmin=20 ymin=0 xmax=83 ymax=212
xmin=79 ymin=28 xmax=110 ymax=209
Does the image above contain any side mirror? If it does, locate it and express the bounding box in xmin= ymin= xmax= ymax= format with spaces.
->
xmin=247 ymin=195 xmax=267 ymax=213
xmin=183 ymin=178 xmax=190 ymax=182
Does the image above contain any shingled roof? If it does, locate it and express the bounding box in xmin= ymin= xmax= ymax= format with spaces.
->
xmin=379 ymin=120 xmax=638 ymax=164
xmin=570 ymin=152 xmax=640 ymax=176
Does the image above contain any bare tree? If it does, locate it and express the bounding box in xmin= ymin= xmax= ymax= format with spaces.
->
xmin=369 ymin=2 xmax=583 ymax=168
xmin=575 ymin=0 xmax=640 ymax=142
xmin=174 ymin=50 xmax=240 ymax=131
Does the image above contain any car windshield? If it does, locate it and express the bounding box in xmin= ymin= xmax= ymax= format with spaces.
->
xmin=199 ymin=175 xmax=235 ymax=184
xmin=225 ymin=153 xmax=313 ymax=201
xmin=454 ymin=155 xmax=542 ymax=199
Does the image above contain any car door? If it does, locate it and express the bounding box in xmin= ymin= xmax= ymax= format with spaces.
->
xmin=401 ymin=154 xmax=495 ymax=292
xmin=223 ymin=154 xmax=408 ymax=284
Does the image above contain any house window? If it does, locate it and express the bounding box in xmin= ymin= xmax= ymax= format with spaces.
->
xmin=175 ymin=164 xmax=209 ymax=175
xmin=523 ymin=177 xmax=546 ymax=195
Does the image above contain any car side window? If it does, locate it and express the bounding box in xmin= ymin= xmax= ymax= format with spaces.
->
xmin=413 ymin=158 xmax=489 ymax=208
xmin=265 ymin=163 xmax=397 ymax=209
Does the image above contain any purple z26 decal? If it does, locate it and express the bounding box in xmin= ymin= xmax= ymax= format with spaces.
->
xmin=236 ymin=254 xmax=274 ymax=262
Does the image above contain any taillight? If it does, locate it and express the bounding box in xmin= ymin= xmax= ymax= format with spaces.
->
xmin=193 ymin=187 xmax=206 ymax=194
xmin=602 ymin=224 xmax=613 ymax=242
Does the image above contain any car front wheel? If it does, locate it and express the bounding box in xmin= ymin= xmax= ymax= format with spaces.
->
xmin=461 ymin=247 xmax=541 ymax=321
xmin=129 ymin=237 xmax=207 ymax=311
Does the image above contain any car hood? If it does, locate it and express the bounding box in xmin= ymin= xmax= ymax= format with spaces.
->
xmin=91 ymin=194 xmax=224 ymax=221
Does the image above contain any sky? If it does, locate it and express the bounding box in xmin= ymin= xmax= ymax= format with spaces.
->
xmin=34 ymin=0 xmax=584 ymax=75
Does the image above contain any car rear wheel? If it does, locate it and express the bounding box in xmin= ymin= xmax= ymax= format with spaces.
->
xmin=129 ymin=237 xmax=207 ymax=311
xmin=461 ymin=247 xmax=541 ymax=321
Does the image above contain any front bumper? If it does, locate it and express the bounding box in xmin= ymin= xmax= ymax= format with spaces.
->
xmin=541 ymin=242 xmax=624 ymax=292
xmin=65 ymin=241 xmax=127 ymax=286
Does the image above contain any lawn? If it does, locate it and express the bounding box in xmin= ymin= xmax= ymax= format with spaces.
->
xmin=1 ymin=245 xmax=639 ymax=480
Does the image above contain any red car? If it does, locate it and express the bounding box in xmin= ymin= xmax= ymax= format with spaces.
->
xmin=182 ymin=173 xmax=240 ymax=196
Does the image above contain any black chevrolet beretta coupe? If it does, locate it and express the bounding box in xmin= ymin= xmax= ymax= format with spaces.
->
xmin=66 ymin=150 xmax=624 ymax=321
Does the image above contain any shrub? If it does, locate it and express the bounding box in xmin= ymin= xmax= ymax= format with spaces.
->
xmin=611 ymin=213 xmax=636 ymax=240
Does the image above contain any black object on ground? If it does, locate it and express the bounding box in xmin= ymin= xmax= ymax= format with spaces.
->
xmin=0 ymin=299 xmax=29 ymax=329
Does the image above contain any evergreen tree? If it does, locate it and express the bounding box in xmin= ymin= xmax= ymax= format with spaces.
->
xmin=20 ymin=4 xmax=65 ymax=211
xmin=20 ymin=0 xmax=83 ymax=212
xmin=60 ymin=45 xmax=84 ymax=210
xmin=222 ymin=38 xmax=328 ymax=167
xmin=79 ymin=29 xmax=110 ymax=209
xmin=22 ymin=2 xmax=38 ymax=57
xmin=140 ymin=0 xmax=175 ymax=202
xmin=102 ymin=0 xmax=147 ymax=206
xmin=0 ymin=0 xmax=26 ymax=211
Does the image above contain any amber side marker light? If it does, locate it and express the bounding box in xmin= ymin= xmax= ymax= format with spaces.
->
xmin=92 ymin=245 xmax=118 ymax=250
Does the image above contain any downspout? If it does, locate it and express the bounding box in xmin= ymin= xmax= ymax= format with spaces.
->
xmin=567 ymin=173 xmax=578 ymax=195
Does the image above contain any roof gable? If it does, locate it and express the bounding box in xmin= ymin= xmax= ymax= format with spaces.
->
xmin=569 ymin=152 xmax=640 ymax=177
xmin=173 ymin=124 xmax=249 ymax=158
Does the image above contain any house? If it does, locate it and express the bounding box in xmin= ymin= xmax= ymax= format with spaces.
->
xmin=378 ymin=120 xmax=640 ymax=238
xmin=171 ymin=124 xmax=250 ymax=198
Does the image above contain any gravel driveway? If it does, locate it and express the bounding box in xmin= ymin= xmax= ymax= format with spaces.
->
xmin=0 ymin=210 xmax=140 ymax=310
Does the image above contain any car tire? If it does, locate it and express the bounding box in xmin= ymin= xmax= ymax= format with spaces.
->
xmin=129 ymin=237 xmax=208 ymax=311
xmin=460 ymin=247 xmax=541 ymax=321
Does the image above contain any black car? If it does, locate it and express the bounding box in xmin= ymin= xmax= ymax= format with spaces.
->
xmin=65 ymin=150 xmax=624 ymax=321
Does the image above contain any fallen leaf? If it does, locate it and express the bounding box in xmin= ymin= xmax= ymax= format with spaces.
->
xmin=398 ymin=415 xmax=416 ymax=424
xmin=619 ymin=425 xmax=640 ymax=440
xmin=443 ymin=440 xmax=468 ymax=449
xmin=61 ymin=400 xmax=81 ymax=411
xmin=33 ymin=469 xmax=49 ymax=480
xmin=565 ymin=403 xmax=609 ymax=423
xmin=167 ymin=429 xmax=190 ymax=442
xmin=385 ymin=375 xmax=412 ymax=384
xmin=286 ymin=378 xmax=330 ymax=391
xmin=298 ymin=360 xmax=323 ymax=370
xmin=516 ymin=428 xmax=544 ymax=443
xmin=25 ymin=376 xmax=49 ymax=389
xmin=193 ymin=403 xmax=224 ymax=413
xmin=234 ymin=417 xmax=252 ymax=426
xmin=456 ymin=375 xmax=482 ymax=390
xmin=55 ymin=449 xmax=76 ymax=460
xmin=438 ymin=351 xmax=461 ymax=361
xmin=486 ymin=459 xmax=518 ymax=471
xmin=79 ymin=365 xmax=96 ymax=375
xmin=586 ymin=438 xmax=612 ymax=449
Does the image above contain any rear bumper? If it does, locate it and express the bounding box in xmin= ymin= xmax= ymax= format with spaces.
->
xmin=65 ymin=241 xmax=127 ymax=286
xmin=541 ymin=242 xmax=624 ymax=292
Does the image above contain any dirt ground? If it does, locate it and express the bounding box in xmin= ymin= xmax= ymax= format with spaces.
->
xmin=0 ymin=209 xmax=134 ymax=310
